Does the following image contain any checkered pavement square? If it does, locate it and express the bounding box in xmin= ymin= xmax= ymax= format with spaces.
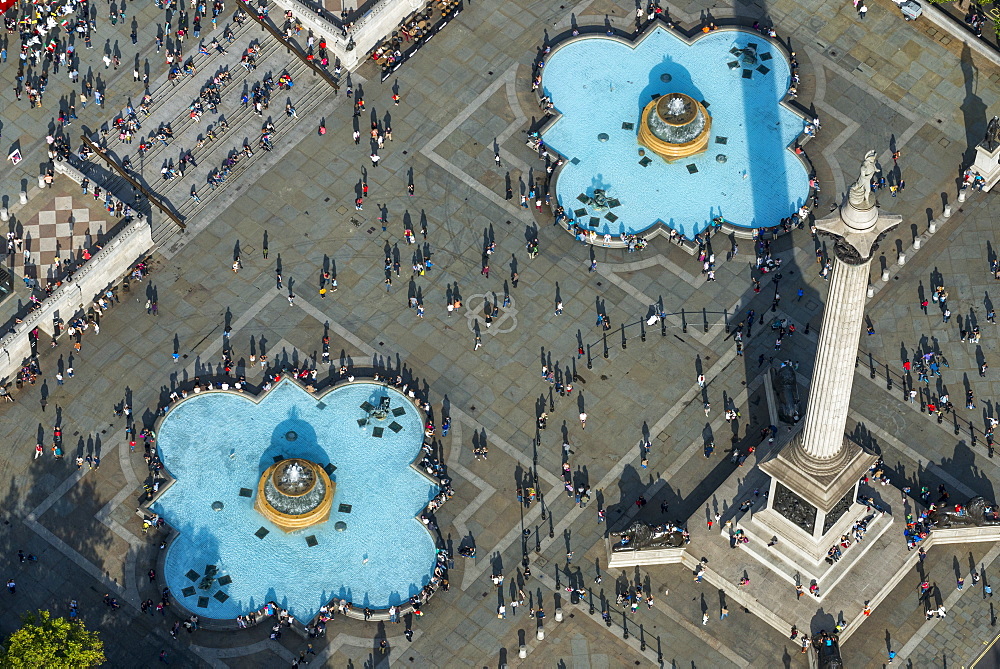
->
xmin=13 ymin=195 xmax=109 ymax=280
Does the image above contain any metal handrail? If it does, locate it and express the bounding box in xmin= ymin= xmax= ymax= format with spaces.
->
xmin=856 ymin=349 xmax=989 ymax=454
xmin=79 ymin=135 xmax=186 ymax=230
xmin=236 ymin=0 xmax=340 ymax=91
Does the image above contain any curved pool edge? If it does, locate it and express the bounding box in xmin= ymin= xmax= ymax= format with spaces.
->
xmin=141 ymin=375 xmax=451 ymax=629
xmin=529 ymin=18 xmax=817 ymax=247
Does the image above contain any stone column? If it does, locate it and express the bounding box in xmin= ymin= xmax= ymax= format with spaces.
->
xmin=753 ymin=150 xmax=902 ymax=563
xmin=797 ymin=256 xmax=872 ymax=460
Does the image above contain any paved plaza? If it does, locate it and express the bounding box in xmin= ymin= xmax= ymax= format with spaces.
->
xmin=5 ymin=0 xmax=1000 ymax=665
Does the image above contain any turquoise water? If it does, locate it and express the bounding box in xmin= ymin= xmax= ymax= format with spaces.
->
xmin=541 ymin=27 xmax=810 ymax=237
xmin=151 ymin=380 xmax=438 ymax=620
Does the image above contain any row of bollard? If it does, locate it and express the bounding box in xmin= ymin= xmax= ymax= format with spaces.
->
xmin=0 ymin=190 xmax=29 ymax=222
xmin=518 ymin=608 xmax=564 ymax=658
xmin=871 ymin=199 xmax=951 ymax=297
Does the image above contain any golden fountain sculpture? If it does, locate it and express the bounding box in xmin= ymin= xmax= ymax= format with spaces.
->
xmin=255 ymin=458 xmax=334 ymax=532
xmin=637 ymin=92 xmax=712 ymax=162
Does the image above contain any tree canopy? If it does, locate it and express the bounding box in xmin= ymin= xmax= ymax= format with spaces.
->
xmin=0 ymin=609 xmax=105 ymax=669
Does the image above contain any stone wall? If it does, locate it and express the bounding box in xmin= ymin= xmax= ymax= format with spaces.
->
xmin=0 ymin=215 xmax=152 ymax=378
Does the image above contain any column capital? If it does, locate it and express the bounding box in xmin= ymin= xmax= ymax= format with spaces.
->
xmin=815 ymin=207 xmax=901 ymax=265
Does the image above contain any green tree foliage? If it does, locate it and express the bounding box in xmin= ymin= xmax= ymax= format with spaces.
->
xmin=0 ymin=610 xmax=105 ymax=668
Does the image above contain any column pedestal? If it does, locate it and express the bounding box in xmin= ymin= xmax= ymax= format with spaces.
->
xmin=755 ymin=434 xmax=877 ymax=564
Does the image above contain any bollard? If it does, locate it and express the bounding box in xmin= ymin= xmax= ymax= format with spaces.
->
xmin=536 ymin=628 xmax=544 ymax=641
xmin=703 ymin=307 xmax=709 ymax=333
xmin=519 ymin=646 xmax=527 ymax=659
xmin=586 ymin=345 xmax=592 ymax=370
xmin=867 ymin=284 xmax=874 ymax=298
xmin=640 ymin=320 xmax=646 ymax=342
xmin=913 ymin=237 xmax=921 ymax=250
xmin=681 ymin=309 xmax=687 ymax=333
xmin=881 ymin=269 xmax=890 ymax=282
xmin=0 ymin=207 xmax=7 ymax=222
xmin=928 ymin=219 xmax=938 ymax=234
xmin=603 ymin=332 xmax=609 ymax=359
xmin=943 ymin=204 xmax=952 ymax=218
xmin=897 ymin=252 xmax=906 ymax=266
xmin=621 ymin=323 xmax=627 ymax=350
xmin=555 ymin=607 xmax=563 ymax=622
xmin=37 ymin=175 xmax=46 ymax=188
xmin=959 ymin=188 xmax=967 ymax=203
xmin=19 ymin=191 xmax=27 ymax=204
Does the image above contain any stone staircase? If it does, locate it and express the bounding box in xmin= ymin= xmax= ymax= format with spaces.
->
xmin=86 ymin=18 xmax=337 ymax=242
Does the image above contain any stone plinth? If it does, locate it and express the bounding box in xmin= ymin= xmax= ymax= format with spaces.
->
xmin=606 ymin=544 xmax=687 ymax=568
xmin=973 ymin=141 xmax=1000 ymax=192
xmin=751 ymin=473 xmax=874 ymax=564
xmin=682 ymin=453 xmax=912 ymax=640
xmin=757 ymin=430 xmax=878 ymax=563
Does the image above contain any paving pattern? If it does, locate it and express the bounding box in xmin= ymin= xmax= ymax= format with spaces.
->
xmin=3 ymin=0 xmax=1000 ymax=665
xmin=25 ymin=195 xmax=109 ymax=277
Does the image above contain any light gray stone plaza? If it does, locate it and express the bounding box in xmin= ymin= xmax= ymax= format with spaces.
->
xmin=7 ymin=0 xmax=1000 ymax=664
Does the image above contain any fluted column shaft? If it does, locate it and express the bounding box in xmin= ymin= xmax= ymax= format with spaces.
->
xmin=798 ymin=255 xmax=872 ymax=460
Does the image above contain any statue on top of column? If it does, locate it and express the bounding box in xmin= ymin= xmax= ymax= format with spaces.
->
xmin=847 ymin=149 xmax=878 ymax=210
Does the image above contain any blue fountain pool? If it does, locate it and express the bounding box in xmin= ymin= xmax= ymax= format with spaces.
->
xmin=541 ymin=27 xmax=811 ymax=238
xmin=151 ymin=380 xmax=438 ymax=620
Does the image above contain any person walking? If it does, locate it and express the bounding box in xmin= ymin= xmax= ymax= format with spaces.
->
xmin=579 ymin=412 xmax=587 ymax=429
